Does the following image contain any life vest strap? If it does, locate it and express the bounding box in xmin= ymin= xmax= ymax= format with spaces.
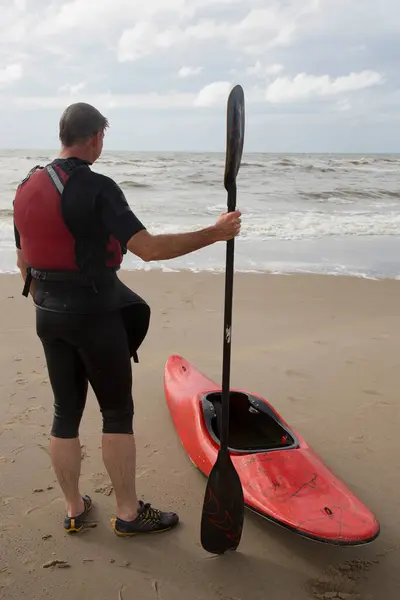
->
xmin=30 ymin=267 xmax=118 ymax=283
xmin=45 ymin=165 xmax=64 ymax=194
xmin=22 ymin=268 xmax=32 ymax=297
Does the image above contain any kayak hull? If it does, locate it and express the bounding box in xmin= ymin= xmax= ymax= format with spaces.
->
xmin=164 ymin=355 xmax=380 ymax=546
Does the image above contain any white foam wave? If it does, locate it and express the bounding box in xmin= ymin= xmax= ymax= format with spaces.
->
xmin=240 ymin=211 xmax=400 ymax=240
xmin=2 ymin=210 xmax=399 ymax=246
xmin=120 ymin=262 xmax=388 ymax=280
xmin=0 ymin=221 xmax=14 ymax=242
xmin=135 ymin=211 xmax=400 ymax=240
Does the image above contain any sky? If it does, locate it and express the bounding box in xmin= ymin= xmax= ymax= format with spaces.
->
xmin=0 ymin=0 xmax=398 ymax=152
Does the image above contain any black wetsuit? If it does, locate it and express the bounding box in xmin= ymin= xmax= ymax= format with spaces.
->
xmin=13 ymin=158 xmax=150 ymax=438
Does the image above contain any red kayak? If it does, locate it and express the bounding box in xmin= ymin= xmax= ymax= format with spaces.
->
xmin=164 ymin=355 xmax=380 ymax=546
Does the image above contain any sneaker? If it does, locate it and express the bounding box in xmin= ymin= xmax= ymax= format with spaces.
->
xmin=63 ymin=495 xmax=93 ymax=534
xmin=111 ymin=500 xmax=179 ymax=536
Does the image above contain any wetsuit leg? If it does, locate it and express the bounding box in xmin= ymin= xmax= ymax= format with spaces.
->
xmin=39 ymin=334 xmax=89 ymax=439
xmin=76 ymin=311 xmax=134 ymax=434
xmin=36 ymin=308 xmax=134 ymax=437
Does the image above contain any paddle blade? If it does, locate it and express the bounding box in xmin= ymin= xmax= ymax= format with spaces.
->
xmin=224 ymin=84 xmax=245 ymax=192
xmin=200 ymin=449 xmax=245 ymax=554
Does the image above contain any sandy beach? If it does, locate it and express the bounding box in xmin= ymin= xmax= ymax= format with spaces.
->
xmin=1 ymin=269 xmax=399 ymax=600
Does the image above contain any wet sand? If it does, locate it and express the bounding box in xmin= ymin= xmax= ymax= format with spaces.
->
xmin=0 ymin=270 xmax=399 ymax=600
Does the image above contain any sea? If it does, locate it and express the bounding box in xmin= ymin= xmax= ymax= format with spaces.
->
xmin=1 ymin=149 xmax=399 ymax=279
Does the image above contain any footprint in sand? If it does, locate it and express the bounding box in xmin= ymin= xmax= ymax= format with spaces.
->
xmin=94 ymin=484 xmax=114 ymax=496
xmin=12 ymin=405 xmax=46 ymax=424
xmin=25 ymin=496 xmax=63 ymax=515
xmin=136 ymin=467 xmax=154 ymax=479
xmin=287 ymin=396 xmax=306 ymax=403
xmin=38 ymin=443 xmax=50 ymax=456
xmin=285 ymin=369 xmax=308 ymax=379
xmin=1 ymin=497 xmax=15 ymax=506
xmin=307 ymin=559 xmax=376 ymax=600
xmin=90 ymin=472 xmax=114 ymax=495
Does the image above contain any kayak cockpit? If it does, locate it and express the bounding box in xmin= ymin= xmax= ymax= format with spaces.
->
xmin=201 ymin=391 xmax=299 ymax=454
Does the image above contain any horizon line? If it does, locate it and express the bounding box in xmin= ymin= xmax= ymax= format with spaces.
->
xmin=1 ymin=147 xmax=400 ymax=156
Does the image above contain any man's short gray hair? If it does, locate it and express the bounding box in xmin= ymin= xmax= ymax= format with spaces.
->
xmin=59 ymin=102 xmax=109 ymax=147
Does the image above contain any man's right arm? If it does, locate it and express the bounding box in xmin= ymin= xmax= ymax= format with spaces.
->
xmin=126 ymin=208 xmax=242 ymax=261
xmin=99 ymin=176 xmax=242 ymax=262
xmin=126 ymin=227 xmax=218 ymax=262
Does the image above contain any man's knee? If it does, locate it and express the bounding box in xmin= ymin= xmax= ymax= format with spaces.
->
xmin=102 ymin=406 xmax=134 ymax=434
xmin=51 ymin=410 xmax=83 ymax=438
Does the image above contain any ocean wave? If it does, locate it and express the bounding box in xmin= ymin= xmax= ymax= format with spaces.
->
xmin=239 ymin=211 xmax=400 ymax=240
xmin=205 ymin=203 xmax=228 ymax=214
xmin=269 ymin=155 xmax=400 ymax=172
xmin=99 ymin=159 xmax=147 ymax=167
xmin=184 ymin=173 xmax=221 ymax=186
xmin=109 ymin=262 xmax=396 ymax=280
xmin=24 ymin=155 xmax=52 ymax=161
xmin=300 ymin=189 xmax=400 ymax=202
xmin=347 ymin=159 xmax=373 ymax=166
xmin=0 ymin=209 xmax=14 ymax=217
xmin=106 ymin=211 xmax=399 ymax=241
xmin=241 ymin=162 xmax=266 ymax=168
xmin=275 ymin=158 xmax=298 ymax=167
xmin=303 ymin=165 xmax=337 ymax=173
xmin=119 ymin=180 xmax=152 ymax=188
xmin=2 ymin=209 xmax=398 ymax=242
xmin=331 ymin=156 xmax=400 ymax=168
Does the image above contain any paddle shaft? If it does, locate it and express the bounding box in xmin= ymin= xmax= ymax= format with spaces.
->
xmin=220 ymin=182 xmax=237 ymax=451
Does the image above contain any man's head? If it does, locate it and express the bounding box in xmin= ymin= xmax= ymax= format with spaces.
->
xmin=59 ymin=102 xmax=109 ymax=163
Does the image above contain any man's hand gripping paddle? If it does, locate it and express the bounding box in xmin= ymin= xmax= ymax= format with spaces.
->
xmin=200 ymin=84 xmax=245 ymax=555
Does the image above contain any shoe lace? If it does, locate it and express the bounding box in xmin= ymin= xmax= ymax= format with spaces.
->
xmin=139 ymin=503 xmax=161 ymax=525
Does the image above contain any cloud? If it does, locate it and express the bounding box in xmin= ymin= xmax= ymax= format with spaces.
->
xmin=0 ymin=0 xmax=399 ymax=151
xmin=117 ymin=21 xmax=193 ymax=63
xmin=266 ymin=64 xmax=284 ymax=75
xmin=246 ymin=61 xmax=284 ymax=77
xmin=116 ymin=1 xmax=320 ymax=63
xmin=0 ymin=64 xmax=23 ymax=87
xmin=178 ymin=66 xmax=203 ymax=78
xmin=265 ymin=70 xmax=384 ymax=103
xmin=35 ymin=0 xmax=193 ymax=40
xmin=194 ymin=82 xmax=232 ymax=107
xmin=58 ymin=82 xmax=87 ymax=95
xmin=4 ymin=82 xmax=233 ymax=111
xmin=10 ymin=92 xmax=196 ymax=111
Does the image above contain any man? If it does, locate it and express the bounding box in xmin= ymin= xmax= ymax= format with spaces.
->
xmin=13 ymin=102 xmax=242 ymax=537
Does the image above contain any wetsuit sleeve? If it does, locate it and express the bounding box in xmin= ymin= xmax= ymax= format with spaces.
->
xmin=98 ymin=178 xmax=146 ymax=246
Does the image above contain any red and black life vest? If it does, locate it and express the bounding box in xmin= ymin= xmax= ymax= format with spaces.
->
xmin=13 ymin=161 xmax=123 ymax=296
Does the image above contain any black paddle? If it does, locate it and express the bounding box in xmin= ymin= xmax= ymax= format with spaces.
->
xmin=200 ymin=84 xmax=245 ymax=555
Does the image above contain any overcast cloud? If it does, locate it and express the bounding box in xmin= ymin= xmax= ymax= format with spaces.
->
xmin=0 ymin=0 xmax=398 ymax=152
